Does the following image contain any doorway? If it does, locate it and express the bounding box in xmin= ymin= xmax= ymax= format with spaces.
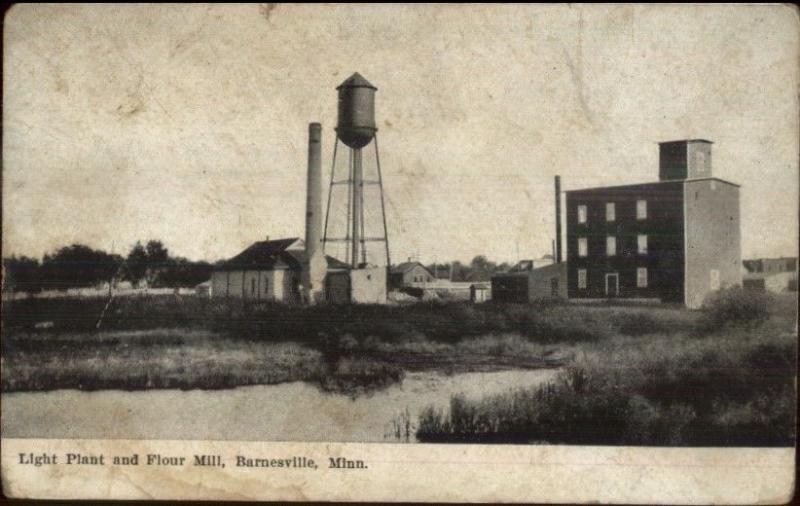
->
xmin=550 ymin=278 xmax=559 ymax=297
xmin=605 ymin=273 xmax=619 ymax=297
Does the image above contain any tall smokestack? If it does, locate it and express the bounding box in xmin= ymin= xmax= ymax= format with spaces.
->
xmin=306 ymin=123 xmax=323 ymax=257
xmin=303 ymin=123 xmax=326 ymax=303
xmin=555 ymin=175 xmax=562 ymax=263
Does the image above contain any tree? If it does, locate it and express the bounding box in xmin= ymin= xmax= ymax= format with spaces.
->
xmin=4 ymin=240 xmax=213 ymax=292
xmin=145 ymin=240 xmax=169 ymax=267
xmin=124 ymin=242 xmax=149 ymax=286
xmin=424 ymin=256 xmax=508 ymax=283
xmin=158 ymin=257 xmax=213 ymax=288
xmin=38 ymin=244 xmax=121 ymax=289
xmin=2 ymin=256 xmax=41 ymax=293
xmin=470 ymin=255 xmax=490 ymax=270
xmin=123 ymin=240 xmax=171 ymax=287
xmin=468 ymin=255 xmax=497 ymax=281
xmin=450 ymin=261 xmax=468 ymax=282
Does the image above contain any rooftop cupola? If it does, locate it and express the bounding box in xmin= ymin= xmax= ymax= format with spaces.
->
xmin=658 ymin=139 xmax=713 ymax=181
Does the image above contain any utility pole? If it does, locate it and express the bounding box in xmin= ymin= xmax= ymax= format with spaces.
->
xmin=555 ymin=175 xmax=562 ymax=263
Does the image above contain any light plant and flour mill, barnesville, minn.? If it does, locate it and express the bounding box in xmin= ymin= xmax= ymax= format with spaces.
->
xmin=1 ymin=3 xmax=796 ymax=466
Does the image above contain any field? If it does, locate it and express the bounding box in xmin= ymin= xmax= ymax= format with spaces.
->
xmin=1 ymin=294 xmax=696 ymax=392
xmin=1 ymin=296 xmax=591 ymax=393
xmin=416 ymin=293 xmax=797 ymax=446
xmin=1 ymin=290 xmax=796 ymax=445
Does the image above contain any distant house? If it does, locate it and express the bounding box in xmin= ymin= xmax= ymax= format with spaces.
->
xmin=743 ymin=257 xmax=797 ymax=275
xmin=211 ymin=238 xmax=350 ymax=301
xmin=743 ymin=257 xmax=798 ymax=293
xmin=470 ymin=283 xmax=491 ymax=303
xmin=390 ymin=261 xmax=435 ymax=289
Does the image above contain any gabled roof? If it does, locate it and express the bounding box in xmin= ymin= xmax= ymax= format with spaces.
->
xmin=391 ymin=261 xmax=433 ymax=276
xmin=216 ymin=238 xmax=353 ymax=272
xmin=216 ymin=238 xmax=301 ymax=271
xmin=336 ymin=72 xmax=377 ymax=90
xmin=325 ymin=255 xmax=350 ymax=270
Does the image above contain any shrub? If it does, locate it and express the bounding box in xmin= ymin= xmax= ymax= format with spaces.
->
xmin=415 ymin=324 xmax=797 ymax=446
xmin=610 ymin=311 xmax=663 ymax=336
xmin=700 ymin=286 xmax=770 ymax=331
xmin=316 ymin=357 xmax=404 ymax=395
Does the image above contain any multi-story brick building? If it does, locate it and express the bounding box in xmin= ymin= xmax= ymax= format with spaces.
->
xmin=565 ymin=139 xmax=741 ymax=309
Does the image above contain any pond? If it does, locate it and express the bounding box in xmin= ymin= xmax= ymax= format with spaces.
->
xmin=1 ymin=368 xmax=560 ymax=443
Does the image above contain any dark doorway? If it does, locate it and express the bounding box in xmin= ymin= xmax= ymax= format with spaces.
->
xmin=605 ymin=273 xmax=619 ymax=297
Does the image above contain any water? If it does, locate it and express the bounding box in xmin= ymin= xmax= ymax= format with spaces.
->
xmin=1 ymin=368 xmax=559 ymax=443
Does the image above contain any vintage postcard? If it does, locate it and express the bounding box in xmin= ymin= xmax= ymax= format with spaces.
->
xmin=1 ymin=3 xmax=797 ymax=503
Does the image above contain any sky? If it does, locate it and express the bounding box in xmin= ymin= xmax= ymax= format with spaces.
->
xmin=3 ymin=4 xmax=798 ymax=265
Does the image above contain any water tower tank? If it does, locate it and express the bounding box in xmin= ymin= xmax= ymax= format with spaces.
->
xmin=336 ymin=72 xmax=377 ymax=149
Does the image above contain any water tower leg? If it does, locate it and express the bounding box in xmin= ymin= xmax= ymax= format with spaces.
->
xmin=351 ymin=148 xmax=363 ymax=268
xmin=374 ymin=135 xmax=391 ymax=289
xmin=322 ymin=138 xmax=340 ymax=255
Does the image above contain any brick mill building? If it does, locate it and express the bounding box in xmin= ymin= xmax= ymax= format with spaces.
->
xmin=565 ymin=139 xmax=741 ymax=309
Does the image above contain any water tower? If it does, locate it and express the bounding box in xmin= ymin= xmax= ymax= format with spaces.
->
xmin=323 ymin=73 xmax=391 ymax=273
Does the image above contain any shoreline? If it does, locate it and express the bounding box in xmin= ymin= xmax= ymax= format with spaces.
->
xmin=0 ymin=334 xmax=569 ymax=394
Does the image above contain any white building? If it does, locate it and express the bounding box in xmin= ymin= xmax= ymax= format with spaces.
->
xmin=211 ymin=237 xmax=350 ymax=301
xmin=211 ymin=237 xmax=384 ymax=303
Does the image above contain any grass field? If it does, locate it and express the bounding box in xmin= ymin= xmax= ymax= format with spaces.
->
xmin=415 ymin=293 xmax=797 ymax=446
xmin=1 ymin=290 xmax=796 ymax=446
xmin=1 ymin=294 xmax=700 ymax=392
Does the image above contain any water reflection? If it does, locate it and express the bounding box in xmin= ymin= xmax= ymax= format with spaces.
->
xmin=2 ymin=369 xmax=560 ymax=443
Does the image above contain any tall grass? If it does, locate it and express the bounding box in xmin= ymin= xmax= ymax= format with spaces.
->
xmin=4 ymin=290 xmax=794 ymax=436
xmin=0 ymin=327 xmax=405 ymax=394
xmin=416 ymin=294 xmax=797 ymax=446
xmin=0 ymin=293 xmax=709 ymax=396
xmin=5 ymin=296 xmax=615 ymax=392
xmin=3 ymin=295 xmax=697 ymax=345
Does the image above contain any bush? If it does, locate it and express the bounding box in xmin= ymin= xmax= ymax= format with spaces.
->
xmin=610 ymin=311 xmax=663 ymax=336
xmin=316 ymin=357 xmax=404 ymax=395
xmin=700 ymin=286 xmax=770 ymax=331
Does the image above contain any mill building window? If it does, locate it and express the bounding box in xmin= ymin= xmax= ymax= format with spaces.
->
xmin=606 ymin=236 xmax=616 ymax=256
xmin=578 ymin=205 xmax=587 ymax=224
xmin=578 ymin=238 xmax=588 ymax=258
xmin=637 ymin=268 xmax=648 ymax=288
xmin=606 ymin=202 xmax=615 ymax=222
xmin=578 ymin=269 xmax=587 ymax=289
xmin=710 ymin=269 xmax=720 ymax=290
xmin=637 ymin=234 xmax=648 ymax=254
xmin=636 ymin=200 xmax=647 ymax=220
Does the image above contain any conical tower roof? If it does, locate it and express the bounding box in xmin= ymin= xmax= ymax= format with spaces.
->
xmin=336 ymin=72 xmax=377 ymax=90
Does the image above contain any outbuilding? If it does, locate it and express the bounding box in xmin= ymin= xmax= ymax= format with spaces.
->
xmin=743 ymin=257 xmax=798 ymax=293
xmin=211 ymin=237 xmax=350 ymax=302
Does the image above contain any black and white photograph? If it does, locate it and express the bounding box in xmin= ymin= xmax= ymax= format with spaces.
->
xmin=1 ymin=4 xmax=797 ymax=502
